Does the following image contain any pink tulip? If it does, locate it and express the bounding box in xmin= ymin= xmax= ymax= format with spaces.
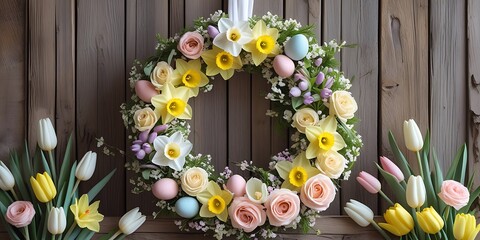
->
xmin=356 ymin=171 xmax=381 ymax=194
xmin=379 ymin=156 xmax=404 ymax=182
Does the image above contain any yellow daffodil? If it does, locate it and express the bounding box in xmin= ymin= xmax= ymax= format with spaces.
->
xmin=70 ymin=194 xmax=104 ymax=232
xmin=242 ymin=20 xmax=280 ymax=65
xmin=196 ymin=181 xmax=233 ymax=222
xmin=305 ymin=116 xmax=346 ymax=159
xmin=201 ymin=46 xmax=243 ymax=80
xmin=151 ymin=83 xmax=193 ymax=124
xmin=275 ymin=152 xmax=320 ymax=191
xmin=171 ymin=59 xmax=209 ymax=96
xmin=378 ymin=203 xmax=414 ymax=236
xmin=30 ymin=172 xmax=57 ymax=203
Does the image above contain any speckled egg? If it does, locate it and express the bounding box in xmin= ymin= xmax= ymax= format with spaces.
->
xmin=226 ymin=174 xmax=246 ymax=197
xmin=135 ymin=80 xmax=158 ymax=103
xmin=175 ymin=197 xmax=200 ymax=218
xmin=284 ymin=34 xmax=309 ymax=61
xmin=152 ymin=178 xmax=178 ymax=200
xmin=273 ymin=55 xmax=295 ymax=78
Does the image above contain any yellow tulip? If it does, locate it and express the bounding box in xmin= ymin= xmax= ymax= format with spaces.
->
xmin=454 ymin=213 xmax=480 ymax=240
xmin=30 ymin=172 xmax=57 ymax=203
xmin=416 ymin=207 xmax=444 ymax=234
xmin=378 ymin=203 xmax=414 ymax=236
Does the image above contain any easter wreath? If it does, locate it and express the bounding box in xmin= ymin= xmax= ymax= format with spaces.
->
xmin=118 ymin=3 xmax=362 ymax=239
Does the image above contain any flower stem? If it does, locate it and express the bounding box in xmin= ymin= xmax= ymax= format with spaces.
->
xmin=379 ymin=190 xmax=394 ymax=206
xmin=443 ymin=206 xmax=451 ymax=221
xmin=416 ymin=151 xmax=424 ymax=179
xmin=370 ymin=220 xmax=392 ymax=240
xmin=48 ymin=151 xmax=57 ymax=183
xmin=22 ymin=226 xmax=30 ymax=240
xmin=70 ymin=179 xmax=81 ymax=199
xmin=107 ymin=230 xmax=122 ymax=240
xmin=64 ymin=222 xmax=77 ymax=240
xmin=51 ymin=234 xmax=55 ymax=240
xmin=10 ymin=189 xmax=19 ymax=201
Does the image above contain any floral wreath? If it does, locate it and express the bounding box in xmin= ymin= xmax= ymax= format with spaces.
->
xmin=119 ymin=1 xmax=362 ymax=239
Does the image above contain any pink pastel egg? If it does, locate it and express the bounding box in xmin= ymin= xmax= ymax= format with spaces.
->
xmin=135 ymin=80 xmax=158 ymax=103
xmin=226 ymin=175 xmax=246 ymax=197
xmin=152 ymin=178 xmax=179 ymax=200
xmin=273 ymin=55 xmax=295 ymax=78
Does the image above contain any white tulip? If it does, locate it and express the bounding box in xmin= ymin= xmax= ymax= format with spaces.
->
xmin=37 ymin=118 xmax=57 ymax=151
xmin=344 ymin=199 xmax=374 ymax=227
xmin=48 ymin=207 xmax=66 ymax=235
xmin=406 ymin=175 xmax=426 ymax=209
xmin=403 ymin=119 xmax=423 ymax=152
xmin=119 ymin=207 xmax=146 ymax=235
xmin=0 ymin=161 xmax=15 ymax=191
xmin=75 ymin=151 xmax=97 ymax=181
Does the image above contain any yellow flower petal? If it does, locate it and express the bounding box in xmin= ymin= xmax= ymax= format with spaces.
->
xmin=275 ymin=161 xmax=292 ymax=180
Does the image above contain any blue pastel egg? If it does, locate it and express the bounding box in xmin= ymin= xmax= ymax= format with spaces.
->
xmin=284 ymin=34 xmax=309 ymax=61
xmin=175 ymin=197 xmax=199 ymax=218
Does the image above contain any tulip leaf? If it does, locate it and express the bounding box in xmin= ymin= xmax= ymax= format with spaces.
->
xmin=388 ymin=131 xmax=412 ymax=180
xmin=9 ymin=151 xmax=29 ymax=200
xmin=420 ymin=147 xmax=438 ymax=209
xmin=58 ymin=134 xmax=74 ymax=192
xmin=445 ymin=144 xmax=467 ymax=184
xmin=0 ymin=190 xmax=13 ymax=205
xmin=458 ymin=185 xmax=480 ymax=213
xmin=40 ymin=151 xmax=53 ymax=181
xmin=376 ymin=163 xmax=407 ymax=207
xmin=87 ymin=169 xmax=116 ymax=201
xmin=77 ymin=228 xmax=96 ymax=240
xmin=22 ymin=141 xmax=33 ymax=182
xmin=63 ymin=161 xmax=78 ymax=212
xmin=68 ymin=227 xmax=82 ymax=240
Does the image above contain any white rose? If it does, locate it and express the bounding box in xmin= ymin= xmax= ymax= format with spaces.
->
xmin=315 ymin=150 xmax=346 ymax=179
xmin=181 ymin=167 xmax=208 ymax=196
xmin=150 ymin=61 xmax=173 ymax=89
xmin=329 ymin=91 xmax=357 ymax=122
xmin=133 ymin=107 xmax=158 ymax=132
xmin=291 ymin=108 xmax=319 ymax=133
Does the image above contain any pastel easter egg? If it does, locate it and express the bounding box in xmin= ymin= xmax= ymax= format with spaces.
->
xmin=226 ymin=175 xmax=246 ymax=197
xmin=175 ymin=196 xmax=200 ymax=218
xmin=273 ymin=55 xmax=295 ymax=78
xmin=135 ymin=80 xmax=158 ymax=103
xmin=284 ymin=34 xmax=309 ymax=61
xmin=152 ymin=178 xmax=178 ymax=200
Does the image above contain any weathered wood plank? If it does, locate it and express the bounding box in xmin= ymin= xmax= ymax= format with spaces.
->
xmin=76 ymin=0 xmax=126 ymax=216
xmin=27 ymin=0 xmax=56 ymax=150
xmin=169 ymin=0 xmax=185 ymax=35
xmin=340 ymin=0 xmax=379 ymax=215
xmin=323 ymin=0 xmax=341 ymax=43
xmin=468 ymin=0 xmax=480 ymax=189
xmin=285 ymin=0 xmax=309 ymax=26
xmin=308 ymin=0 xmax=322 ymax=40
xmin=0 ymin=0 xmax=26 ymax=159
xmin=430 ymin=0 xmax=467 ymax=173
xmin=380 ymin=0 xmax=429 ymax=174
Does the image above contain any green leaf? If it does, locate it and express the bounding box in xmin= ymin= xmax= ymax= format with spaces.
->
xmin=432 ymin=149 xmax=446 ymax=211
xmin=420 ymin=149 xmax=437 ymax=209
xmin=446 ymin=144 xmax=467 ymax=184
xmin=143 ymin=61 xmax=154 ymax=76
xmin=458 ymin=185 xmax=480 ymax=213
xmin=63 ymin=161 xmax=78 ymax=212
xmin=58 ymin=134 xmax=74 ymax=192
xmin=142 ymin=169 xmax=151 ymax=180
xmin=376 ymin=163 xmax=407 ymax=207
xmin=388 ymin=131 xmax=413 ymax=180
xmin=77 ymin=228 xmax=95 ymax=240
xmin=291 ymin=97 xmax=303 ymax=110
xmin=87 ymin=169 xmax=116 ymax=201
xmin=9 ymin=152 xmax=29 ymax=200
xmin=40 ymin=151 xmax=52 ymax=180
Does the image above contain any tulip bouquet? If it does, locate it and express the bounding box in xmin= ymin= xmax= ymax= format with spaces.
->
xmin=0 ymin=118 xmax=146 ymax=240
xmin=345 ymin=119 xmax=480 ymax=240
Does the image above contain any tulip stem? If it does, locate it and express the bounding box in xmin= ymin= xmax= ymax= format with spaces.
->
xmin=442 ymin=206 xmax=450 ymax=221
xmin=10 ymin=189 xmax=19 ymax=201
xmin=379 ymin=190 xmax=394 ymax=206
xmin=64 ymin=222 xmax=76 ymax=240
xmin=70 ymin=179 xmax=81 ymax=199
xmin=370 ymin=221 xmax=392 ymax=240
xmin=48 ymin=151 xmax=57 ymax=183
xmin=108 ymin=230 xmax=122 ymax=240
xmin=22 ymin=226 xmax=30 ymax=240
xmin=415 ymin=151 xmax=424 ymax=179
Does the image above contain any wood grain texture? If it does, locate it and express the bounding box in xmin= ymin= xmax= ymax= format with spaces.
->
xmin=76 ymin=0 xmax=126 ymax=216
xmin=340 ymin=0 xmax=379 ymax=214
xmin=0 ymin=0 xmax=26 ymax=159
xmin=323 ymin=0 xmax=341 ymax=43
xmin=308 ymin=0 xmax=322 ymax=40
xmin=468 ymin=0 xmax=480 ymax=189
xmin=430 ymin=0 xmax=467 ymax=173
xmin=380 ymin=0 xmax=429 ymax=174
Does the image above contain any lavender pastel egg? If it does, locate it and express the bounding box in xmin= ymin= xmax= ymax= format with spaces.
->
xmin=152 ymin=178 xmax=179 ymax=200
xmin=135 ymin=80 xmax=158 ymax=103
xmin=273 ymin=55 xmax=295 ymax=78
xmin=284 ymin=34 xmax=309 ymax=61
xmin=226 ymin=175 xmax=246 ymax=197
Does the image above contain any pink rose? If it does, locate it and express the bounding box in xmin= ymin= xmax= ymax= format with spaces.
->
xmin=300 ymin=173 xmax=336 ymax=211
xmin=178 ymin=32 xmax=204 ymax=59
xmin=438 ymin=180 xmax=470 ymax=210
xmin=5 ymin=201 xmax=35 ymax=228
xmin=228 ymin=197 xmax=266 ymax=232
xmin=264 ymin=189 xmax=300 ymax=226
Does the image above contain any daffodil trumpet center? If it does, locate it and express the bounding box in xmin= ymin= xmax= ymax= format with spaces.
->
xmin=254 ymin=191 xmax=263 ymax=200
xmin=215 ymin=51 xmax=234 ymax=70
xmin=79 ymin=209 xmax=90 ymax=219
xmin=318 ymin=132 xmax=335 ymax=151
xmin=166 ymin=98 xmax=186 ymax=117
xmin=208 ymin=195 xmax=226 ymax=214
xmin=227 ymin=28 xmax=241 ymax=42
xmin=182 ymin=69 xmax=201 ymax=88
xmin=288 ymin=166 xmax=308 ymax=187
xmin=256 ymin=35 xmax=275 ymax=54
xmin=164 ymin=143 xmax=181 ymax=160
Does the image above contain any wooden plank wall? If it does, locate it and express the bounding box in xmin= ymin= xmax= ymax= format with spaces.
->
xmin=0 ymin=0 xmax=479 ymax=238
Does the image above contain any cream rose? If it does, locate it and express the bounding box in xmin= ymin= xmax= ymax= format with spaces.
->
xmin=264 ymin=189 xmax=300 ymax=227
xmin=438 ymin=180 xmax=470 ymax=210
xmin=329 ymin=90 xmax=358 ymax=122
xmin=291 ymin=108 xmax=319 ymax=133
xmin=315 ymin=150 xmax=346 ymax=179
xmin=6 ymin=201 xmax=36 ymax=228
xmin=177 ymin=31 xmax=204 ymax=59
xmin=228 ymin=197 xmax=266 ymax=232
xmin=133 ymin=107 xmax=158 ymax=132
xmin=181 ymin=167 xmax=208 ymax=196
xmin=150 ymin=61 xmax=173 ymax=89
xmin=300 ymin=173 xmax=336 ymax=211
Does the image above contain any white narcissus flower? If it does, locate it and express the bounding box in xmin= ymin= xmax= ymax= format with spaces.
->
xmin=213 ymin=18 xmax=253 ymax=57
xmin=119 ymin=207 xmax=146 ymax=235
xmin=0 ymin=161 xmax=15 ymax=191
xmin=152 ymin=132 xmax=193 ymax=171
xmin=344 ymin=199 xmax=374 ymax=227
xmin=75 ymin=151 xmax=97 ymax=181
xmin=48 ymin=207 xmax=66 ymax=235
xmin=403 ymin=119 xmax=423 ymax=152
xmin=38 ymin=118 xmax=57 ymax=151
